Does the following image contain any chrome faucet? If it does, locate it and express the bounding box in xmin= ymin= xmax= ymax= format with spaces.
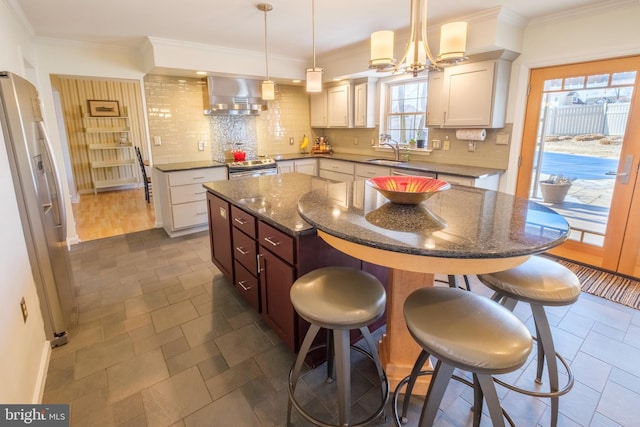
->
xmin=379 ymin=133 xmax=400 ymax=161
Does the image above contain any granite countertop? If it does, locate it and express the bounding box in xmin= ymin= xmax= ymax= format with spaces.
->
xmin=272 ymin=152 xmax=503 ymax=179
xmin=154 ymin=160 xmax=226 ymax=172
xmin=297 ymin=178 xmax=570 ymax=259
xmin=203 ymin=173 xmax=320 ymax=236
xmin=204 ymin=173 xmax=569 ymax=259
xmin=155 ymin=153 xmax=502 ymax=179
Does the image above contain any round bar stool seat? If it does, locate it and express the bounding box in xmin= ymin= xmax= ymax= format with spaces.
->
xmin=395 ymin=287 xmax=532 ymax=427
xmin=288 ymin=267 xmax=389 ymax=427
xmin=477 ymin=255 xmax=581 ymax=427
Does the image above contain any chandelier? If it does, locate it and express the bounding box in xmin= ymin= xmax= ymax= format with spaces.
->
xmin=369 ymin=0 xmax=467 ymax=77
xmin=258 ymin=3 xmax=275 ymax=100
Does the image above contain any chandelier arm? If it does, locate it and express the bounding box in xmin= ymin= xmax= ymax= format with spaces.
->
xmin=393 ymin=0 xmax=418 ymax=73
xmin=420 ymin=0 xmax=437 ymax=66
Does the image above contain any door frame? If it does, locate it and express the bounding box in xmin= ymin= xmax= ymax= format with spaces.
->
xmin=516 ymin=55 xmax=640 ymax=272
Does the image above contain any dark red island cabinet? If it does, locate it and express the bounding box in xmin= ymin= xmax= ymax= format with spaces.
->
xmin=206 ymin=191 xmax=389 ymax=357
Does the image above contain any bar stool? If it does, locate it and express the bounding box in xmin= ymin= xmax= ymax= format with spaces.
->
xmin=477 ymin=255 xmax=580 ymax=427
xmin=394 ymin=287 xmax=532 ymax=427
xmin=287 ymin=267 xmax=389 ymax=427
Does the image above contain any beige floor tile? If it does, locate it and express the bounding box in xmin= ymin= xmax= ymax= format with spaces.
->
xmin=106 ymin=349 xmax=169 ymax=403
xmin=142 ymin=367 xmax=212 ymax=427
xmin=151 ymin=300 xmax=199 ymax=332
xmin=183 ymin=388 xmax=261 ymax=427
xmin=74 ymin=333 xmax=134 ymax=380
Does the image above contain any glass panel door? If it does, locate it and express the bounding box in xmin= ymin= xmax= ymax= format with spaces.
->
xmin=517 ymin=56 xmax=640 ymax=276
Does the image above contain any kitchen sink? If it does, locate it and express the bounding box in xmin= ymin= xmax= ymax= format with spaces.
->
xmin=366 ymin=158 xmax=408 ymax=166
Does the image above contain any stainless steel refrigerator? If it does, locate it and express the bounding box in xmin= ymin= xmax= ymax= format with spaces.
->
xmin=0 ymin=71 xmax=75 ymax=347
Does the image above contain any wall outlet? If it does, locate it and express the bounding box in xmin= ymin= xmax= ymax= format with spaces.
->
xmin=354 ymin=137 xmax=359 ymax=145
xmin=198 ymin=141 xmax=205 ymax=151
xmin=20 ymin=297 xmax=28 ymax=323
xmin=289 ymin=137 xmax=294 ymax=145
xmin=443 ymin=139 xmax=450 ymax=150
xmin=153 ymin=136 xmax=162 ymax=146
xmin=468 ymin=141 xmax=477 ymax=152
xmin=496 ymin=133 xmax=509 ymax=145
xmin=432 ymin=139 xmax=441 ymax=149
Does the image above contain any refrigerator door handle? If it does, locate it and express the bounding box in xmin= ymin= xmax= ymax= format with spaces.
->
xmin=37 ymin=121 xmax=67 ymax=241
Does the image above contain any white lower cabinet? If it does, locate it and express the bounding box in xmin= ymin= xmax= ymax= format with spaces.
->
xmin=277 ymin=159 xmax=317 ymax=175
xmin=318 ymin=159 xmax=355 ymax=182
xmin=437 ymin=173 xmax=499 ymax=190
xmin=157 ymin=167 xmax=228 ymax=237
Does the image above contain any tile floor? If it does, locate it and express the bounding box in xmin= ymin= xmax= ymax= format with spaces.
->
xmin=42 ymin=229 xmax=640 ymax=426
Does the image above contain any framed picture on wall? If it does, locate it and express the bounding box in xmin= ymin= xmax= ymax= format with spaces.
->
xmin=87 ymin=100 xmax=120 ymax=117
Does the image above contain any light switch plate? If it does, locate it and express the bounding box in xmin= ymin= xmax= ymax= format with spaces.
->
xmin=432 ymin=139 xmax=441 ymax=149
xmin=153 ymin=136 xmax=162 ymax=146
xmin=198 ymin=141 xmax=205 ymax=151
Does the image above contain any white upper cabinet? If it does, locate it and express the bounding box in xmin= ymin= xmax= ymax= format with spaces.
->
xmin=427 ymin=59 xmax=511 ymax=128
xmin=354 ymin=81 xmax=376 ymax=128
xmin=327 ymin=83 xmax=351 ymax=127
xmin=310 ymin=79 xmax=377 ymax=129
xmin=426 ymin=71 xmax=445 ymax=127
xmin=310 ymin=91 xmax=328 ymax=127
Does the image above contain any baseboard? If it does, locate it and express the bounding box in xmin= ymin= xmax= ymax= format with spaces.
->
xmin=32 ymin=341 xmax=52 ymax=403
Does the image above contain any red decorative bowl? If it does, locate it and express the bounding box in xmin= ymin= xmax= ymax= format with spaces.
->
xmin=367 ymin=176 xmax=451 ymax=205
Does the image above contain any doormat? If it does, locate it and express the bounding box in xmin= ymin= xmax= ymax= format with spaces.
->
xmin=555 ymin=259 xmax=640 ymax=310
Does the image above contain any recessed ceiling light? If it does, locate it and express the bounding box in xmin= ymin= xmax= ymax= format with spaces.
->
xmin=292 ymin=79 xmax=301 ymax=83
xmin=195 ymin=71 xmax=207 ymax=75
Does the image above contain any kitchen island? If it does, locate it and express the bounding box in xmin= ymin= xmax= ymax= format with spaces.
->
xmin=202 ymin=173 xmax=388 ymax=355
xmin=296 ymin=176 xmax=570 ymax=391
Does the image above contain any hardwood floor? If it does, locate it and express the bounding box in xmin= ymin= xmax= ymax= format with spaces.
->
xmin=72 ymin=188 xmax=156 ymax=241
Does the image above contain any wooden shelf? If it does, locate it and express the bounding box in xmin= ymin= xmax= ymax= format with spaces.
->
xmin=84 ymin=126 xmax=131 ymax=133
xmin=90 ymin=159 xmax=136 ymax=168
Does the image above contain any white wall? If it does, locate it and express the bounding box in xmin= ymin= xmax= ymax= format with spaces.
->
xmin=503 ymin=1 xmax=640 ymax=192
xmin=0 ymin=0 xmax=49 ymax=403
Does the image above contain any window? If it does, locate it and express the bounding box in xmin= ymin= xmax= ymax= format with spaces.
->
xmin=384 ymin=77 xmax=428 ymax=144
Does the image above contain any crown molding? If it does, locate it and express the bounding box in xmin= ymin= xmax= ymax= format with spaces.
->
xmin=4 ymin=0 xmax=35 ymax=37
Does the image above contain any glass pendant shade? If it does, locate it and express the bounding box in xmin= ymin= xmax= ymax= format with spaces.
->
xmin=370 ymin=31 xmax=396 ymax=70
xmin=405 ymin=41 xmax=427 ymax=68
xmin=438 ymin=22 xmax=468 ymax=63
xmin=262 ymin=80 xmax=275 ymax=100
xmin=306 ymin=68 xmax=323 ymax=92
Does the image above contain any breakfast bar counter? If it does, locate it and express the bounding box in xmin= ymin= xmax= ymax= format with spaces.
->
xmin=296 ymin=177 xmax=570 ymax=390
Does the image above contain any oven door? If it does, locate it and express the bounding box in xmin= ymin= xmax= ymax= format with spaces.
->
xmin=229 ymin=167 xmax=277 ymax=180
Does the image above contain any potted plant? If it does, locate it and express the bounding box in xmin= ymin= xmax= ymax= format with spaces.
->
xmin=539 ymin=174 xmax=575 ymax=203
xmin=416 ymin=129 xmax=426 ymax=149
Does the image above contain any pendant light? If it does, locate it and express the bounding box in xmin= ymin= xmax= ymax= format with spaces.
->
xmin=258 ymin=3 xmax=275 ymax=100
xmin=306 ymin=0 xmax=323 ymax=92
xmin=369 ymin=0 xmax=467 ymax=76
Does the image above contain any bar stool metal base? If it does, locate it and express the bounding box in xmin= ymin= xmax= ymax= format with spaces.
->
xmin=287 ymin=324 xmax=389 ymax=427
xmin=392 ymin=350 xmax=516 ymax=427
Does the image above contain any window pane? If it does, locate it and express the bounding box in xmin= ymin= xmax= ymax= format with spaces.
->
xmin=384 ymin=77 xmax=428 ymax=143
xmin=612 ymin=71 xmax=636 ymax=86
xmin=544 ymin=79 xmax=563 ymax=91
xmin=564 ymin=76 xmax=585 ymax=89
xmin=586 ymin=74 xmax=609 ymax=88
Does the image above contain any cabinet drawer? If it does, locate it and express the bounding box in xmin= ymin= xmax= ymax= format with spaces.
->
xmin=170 ymin=183 xmax=208 ymax=204
xmin=437 ymin=174 xmax=473 ymax=187
xmin=319 ymin=169 xmax=354 ymax=182
xmin=233 ymin=227 xmax=258 ymax=274
xmin=172 ymin=200 xmax=209 ymax=229
xmin=319 ymin=159 xmax=354 ymax=175
xmin=231 ymin=206 xmax=257 ymax=238
xmin=258 ymin=221 xmax=295 ymax=264
xmin=354 ymin=164 xmax=391 ymax=178
xmin=168 ymin=168 xmax=227 ymax=186
xmin=234 ymin=261 xmax=260 ymax=312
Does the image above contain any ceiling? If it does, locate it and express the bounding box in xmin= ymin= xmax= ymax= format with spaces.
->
xmin=18 ymin=0 xmax=605 ymax=64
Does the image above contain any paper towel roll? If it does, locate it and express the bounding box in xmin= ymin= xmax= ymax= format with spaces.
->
xmin=456 ymin=129 xmax=486 ymax=141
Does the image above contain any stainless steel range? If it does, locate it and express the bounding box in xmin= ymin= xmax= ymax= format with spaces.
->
xmin=227 ymin=158 xmax=277 ymax=180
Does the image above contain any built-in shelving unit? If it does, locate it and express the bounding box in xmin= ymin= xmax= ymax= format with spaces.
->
xmin=82 ymin=106 xmax=139 ymax=194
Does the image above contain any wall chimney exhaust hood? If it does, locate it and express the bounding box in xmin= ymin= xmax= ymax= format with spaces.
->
xmin=204 ymin=76 xmax=267 ymax=115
